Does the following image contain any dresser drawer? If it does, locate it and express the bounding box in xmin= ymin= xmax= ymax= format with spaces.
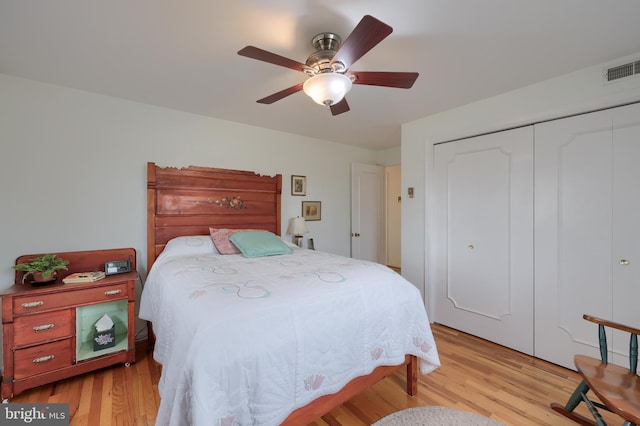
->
xmin=13 ymin=283 xmax=128 ymax=315
xmin=13 ymin=310 xmax=73 ymax=348
xmin=14 ymin=339 xmax=73 ymax=379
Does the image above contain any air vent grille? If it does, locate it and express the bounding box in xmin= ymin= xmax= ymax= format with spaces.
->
xmin=605 ymin=59 xmax=640 ymax=83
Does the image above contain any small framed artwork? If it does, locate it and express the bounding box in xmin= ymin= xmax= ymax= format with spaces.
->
xmin=291 ymin=175 xmax=306 ymax=196
xmin=302 ymin=201 xmax=321 ymax=221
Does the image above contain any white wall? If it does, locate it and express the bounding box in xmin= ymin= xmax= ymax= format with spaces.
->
xmin=0 ymin=73 xmax=381 ymax=291
xmin=401 ymin=52 xmax=640 ymax=313
xmin=376 ymin=146 xmax=401 ymax=166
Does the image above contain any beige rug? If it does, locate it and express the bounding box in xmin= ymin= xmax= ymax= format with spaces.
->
xmin=372 ymin=406 xmax=505 ymax=426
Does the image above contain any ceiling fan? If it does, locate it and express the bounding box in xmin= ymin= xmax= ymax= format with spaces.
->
xmin=238 ymin=15 xmax=418 ymax=116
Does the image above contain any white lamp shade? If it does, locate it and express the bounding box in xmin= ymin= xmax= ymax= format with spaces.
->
xmin=286 ymin=217 xmax=309 ymax=236
xmin=303 ymin=73 xmax=352 ymax=106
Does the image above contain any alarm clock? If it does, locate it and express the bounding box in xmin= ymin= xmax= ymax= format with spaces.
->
xmin=105 ymin=258 xmax=132 ymax=275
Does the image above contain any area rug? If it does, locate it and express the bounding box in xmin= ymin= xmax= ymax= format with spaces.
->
xmin=372 ymin=406 xmax=505 ymax=426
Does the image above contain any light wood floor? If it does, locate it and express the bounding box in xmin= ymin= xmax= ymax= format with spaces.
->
xmin=8 ymin=324 xmax=619 ymax=425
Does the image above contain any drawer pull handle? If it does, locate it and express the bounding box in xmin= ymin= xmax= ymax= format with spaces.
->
xmin=33 ymin=323 xmax=55 ymax=332
xmin=105 ymin=289 xmax=122 ymax=296
xmin=21 ymin=301 xmax=44 ymax=309
xmin=33 ymin=355 xmax=55 ymax=364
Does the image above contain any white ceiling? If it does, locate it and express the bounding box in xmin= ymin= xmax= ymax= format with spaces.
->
xmin=2 ymin=1 xmax=640 ymax=150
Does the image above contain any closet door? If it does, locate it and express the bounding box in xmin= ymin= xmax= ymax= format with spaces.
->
xmin=611 ymin=104 xmax=640 ymax=355
xmin=433 ymin=126 xmax=534 ymax=354
xmin=534 ymin=102 xmax=640 ymax=369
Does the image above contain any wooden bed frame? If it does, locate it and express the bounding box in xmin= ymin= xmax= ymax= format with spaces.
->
xmin=146 ymin=162 xmax=418 ymax=424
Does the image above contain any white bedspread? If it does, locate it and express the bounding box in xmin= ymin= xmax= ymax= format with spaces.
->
xmin=139 ymin=246 xmax=440 ymax=426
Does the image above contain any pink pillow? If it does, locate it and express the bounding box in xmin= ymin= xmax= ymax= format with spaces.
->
xmin=209 ymin=228 xmax=252 ymax=254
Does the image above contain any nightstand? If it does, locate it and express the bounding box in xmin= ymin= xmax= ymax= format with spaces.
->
xmin=1 ymin=248 xmax=137 ymax=400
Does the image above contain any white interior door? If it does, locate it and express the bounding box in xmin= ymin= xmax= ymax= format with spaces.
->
xmin=433 ymin=126 xmax=534 ymax=355
xmin=534 ymin=102 xmax=640 ymax=369
xmin=351 ymin=163 xmax=384 ymax=262
xmin=534 ymin=110 xmax=613 ymax=368
xmin=611 ymin=104 xmax=640 ymax=366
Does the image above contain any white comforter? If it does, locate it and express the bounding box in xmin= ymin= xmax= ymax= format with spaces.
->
xmin=140 ymin=245 xmax=440 ymax=426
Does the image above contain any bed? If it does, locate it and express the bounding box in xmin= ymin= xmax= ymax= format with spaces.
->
xmin=140 ymin=162 xmax=440 ymax=425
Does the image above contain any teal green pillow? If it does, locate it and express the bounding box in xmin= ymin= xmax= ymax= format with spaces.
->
xmin=229 ymin=231 xmax=293 ymax=258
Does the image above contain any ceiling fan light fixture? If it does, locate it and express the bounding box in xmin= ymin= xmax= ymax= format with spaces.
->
xmin=303 ymin=73 xmax=352 ymax=107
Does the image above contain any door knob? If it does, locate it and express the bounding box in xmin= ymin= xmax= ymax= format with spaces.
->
xmin=619 ymin=259 xmax=629 ymax=265
xmin=351 ymin=232 xmax=361 ymax=237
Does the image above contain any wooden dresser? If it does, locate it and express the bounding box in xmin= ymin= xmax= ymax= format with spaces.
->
xmin=1 ymin=248 xmax=137 ymax=400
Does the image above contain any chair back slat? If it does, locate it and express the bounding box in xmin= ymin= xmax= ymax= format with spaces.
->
xmin=631 ymin=333 xmax=638 ymax=375
xmin=598 ymin=324 xmax=608 ymax=364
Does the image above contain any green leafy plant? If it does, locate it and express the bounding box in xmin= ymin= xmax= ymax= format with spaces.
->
xmin=13 ymin=254 xmax=70 ymax=284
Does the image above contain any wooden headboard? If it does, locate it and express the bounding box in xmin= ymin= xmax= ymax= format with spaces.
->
xmin=147 ymin=162 xmax=282 ymax=270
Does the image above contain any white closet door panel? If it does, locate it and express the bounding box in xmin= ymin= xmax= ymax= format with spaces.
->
xmin=434 ymin=126 xmax=533 ymax=355
xmin=611 ymin=103 xmax=640 ymax=365
xmin=447 ymin=149 xmax=510 ymax=315
xmin=557 ymin=126 xmax=612 ymax=325
xmin=534 ymin=109 xmax=613 ymax=369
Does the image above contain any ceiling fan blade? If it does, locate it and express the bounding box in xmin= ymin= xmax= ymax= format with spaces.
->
xmin=256 ymin=83 xmax=304 ymax=104
xmin=331 ymin=15 xmax=393 ymax=69
xmin=350 ymin=71 xmax=419 ymax=88
xmin=238 ymin=46 xmax=310 ymax=73
xmin=330 ymin=98 xmax=350 ymax=116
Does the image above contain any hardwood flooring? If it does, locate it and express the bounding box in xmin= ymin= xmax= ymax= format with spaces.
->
xmin=8 ymin=324 xmax=619 ymax=425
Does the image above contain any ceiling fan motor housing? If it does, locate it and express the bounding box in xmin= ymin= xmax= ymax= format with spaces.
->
xmin=305 ymin=32 xmax=346 ymax=75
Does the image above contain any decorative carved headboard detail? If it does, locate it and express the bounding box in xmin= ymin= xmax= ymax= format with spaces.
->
xmin=146 ymin=162 xmax=282 ymax=271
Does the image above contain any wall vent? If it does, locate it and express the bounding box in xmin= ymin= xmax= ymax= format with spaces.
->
xmin=605 ymin=59 xmax=640 ymax=83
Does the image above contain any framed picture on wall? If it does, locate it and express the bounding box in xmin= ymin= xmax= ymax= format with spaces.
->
xmin=302 ymin=201 xmax=321 ymax=221
xmin=291 ymin=175 xmax=306 ymax=196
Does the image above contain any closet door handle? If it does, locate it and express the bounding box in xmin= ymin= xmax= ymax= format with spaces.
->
xmin=619 ymin=259 xmax=629 ymax=265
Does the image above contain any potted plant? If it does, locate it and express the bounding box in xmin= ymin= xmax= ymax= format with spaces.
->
xmin=13 ymin=254 xmax=70 ymax=285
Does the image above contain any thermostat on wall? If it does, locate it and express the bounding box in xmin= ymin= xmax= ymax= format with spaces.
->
xmin=105 ymin=258 xmax=132 ymax=275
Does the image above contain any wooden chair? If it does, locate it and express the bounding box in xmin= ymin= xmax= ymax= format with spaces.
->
xmin=551 ymin=314 xmax=640 ymax=426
